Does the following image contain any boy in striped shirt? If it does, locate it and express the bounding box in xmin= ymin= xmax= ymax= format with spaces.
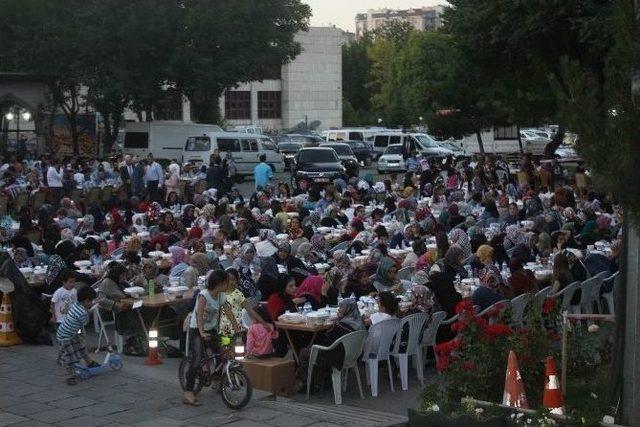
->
xmin=56 ymin=286 xmax=100 ymax=385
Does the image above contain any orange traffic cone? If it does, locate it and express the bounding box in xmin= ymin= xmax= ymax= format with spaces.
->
xmin=543 ymin=356 xmax=565 ymax=415
xmin=502 ymin=350 xmax=529 ymax=409
xmin=0 ymin=292 xmax=22 ymax=347
xmin=144 ymin=329 xmax=162 ymax=365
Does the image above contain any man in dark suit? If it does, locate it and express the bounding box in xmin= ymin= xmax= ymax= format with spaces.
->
xmin=206 ymin=157 xmax=224 ymax=192
xmin=120 ymin=155 xmax=134 ymax=197
xmin=130 ymin=157 xmax=146 ymax=198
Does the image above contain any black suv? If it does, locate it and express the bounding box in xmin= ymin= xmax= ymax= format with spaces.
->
xmin=291 ymin=147 xmax=347 ymax=184
xmin=320 ymin=143 xmax=360 ymax=177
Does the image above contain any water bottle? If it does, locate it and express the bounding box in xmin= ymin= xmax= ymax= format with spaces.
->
xmin=349 ymin=292 xmax=356 ymax=301
xmin=350 ymin=247 xmax=356 ymax=257
xmin=303 ymin=302 xmax=312 ymax=314
xmin=337 ymin=294 xmax=343 ymax=305
xmin=148 ymin=279 xmax=155 ymax=297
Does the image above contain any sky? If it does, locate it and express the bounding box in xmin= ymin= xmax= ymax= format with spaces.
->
xmin=303 ymin=0 xmax=445 ymax=32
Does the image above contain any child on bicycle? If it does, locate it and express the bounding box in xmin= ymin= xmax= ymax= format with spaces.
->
xmin=56 ymin=286 xmax=100 ymax=385
xmin=183 ymin=269 xmax=236 ymax=406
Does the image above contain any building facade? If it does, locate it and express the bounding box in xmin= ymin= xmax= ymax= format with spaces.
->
xmin=218 ymin=27 xmax=345 ymax=132
xmin=355 ymin=6 xmax=445 ymax=39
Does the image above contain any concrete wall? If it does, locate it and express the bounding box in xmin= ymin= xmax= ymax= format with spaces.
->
xmin=281 ymin=27 xmax=343 ymax=130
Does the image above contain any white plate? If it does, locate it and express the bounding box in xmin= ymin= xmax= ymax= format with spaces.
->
xmin=148 ymin=251 xmax=166 ymax=258
xmin=276 ymin=234 xmax=289 ymax=240
xmin=74 ymin=260 xmax=92 ymax=268
xmin=124 ymin=286 xmax=145 ymax=295
xmin=166 ymin=286 xmax=189 ymax=293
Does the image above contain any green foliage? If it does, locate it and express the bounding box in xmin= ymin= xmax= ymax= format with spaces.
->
xmin=0 ymin=0 xmax=310 ymax=151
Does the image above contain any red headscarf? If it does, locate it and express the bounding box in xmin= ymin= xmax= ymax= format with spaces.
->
xmin=295 ymin=275 xmax=324 ymax=302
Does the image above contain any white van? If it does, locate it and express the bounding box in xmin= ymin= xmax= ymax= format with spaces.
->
xmin=183 ymin=132 xmax=285 ymax=176
xmin=322 ymin=127 xmax=387 ymax=142
xmin=372 ymin=132 xmax=453 ymax=159
xmin=123 ymin=121 xmax=223 ymax=161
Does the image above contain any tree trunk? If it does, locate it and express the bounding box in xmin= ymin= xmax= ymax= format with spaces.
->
xmin=475 ymin=129 xmax=485 ymax=155
xmin=544 ymin=125 xmax=565 ymax=157
xmin=516 ymin=124 xmax=524 ymax=154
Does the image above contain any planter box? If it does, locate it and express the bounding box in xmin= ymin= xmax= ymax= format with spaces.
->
xmin=408 ymin=408 xmax=506 ymax=427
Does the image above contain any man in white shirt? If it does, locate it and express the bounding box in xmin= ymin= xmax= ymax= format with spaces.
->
xmin=47 ymin=159 xmax=64 ymax=207
xmin=144 ymin=154 xmax=164 ymax=202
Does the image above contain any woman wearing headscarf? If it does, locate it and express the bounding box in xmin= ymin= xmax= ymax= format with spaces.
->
xmin=295 ymin=242 xmax=320 ymax=274
xmin=134 ymin=258 xmax=170 ymax=292
xmin=373 ymin=257 xmax=401 ymax=293
xmin=181 ymin=252 xmax=210 ymax=289
xmin=12 ymin=247 xmax=33 ymax=268
xmin=269 ymin=241 xmax=309 ymax=285
xmin=332 ymin=249 xmax=354 ymax=277
xmin=232 ymin=243 xmax=261 ymax=302
xmin=255 ymin=229 xmax=278 ymax=258
xmin=536 ymin=232 xmax=552 ymax=259
xmin=449 ymin=229 xmax=472 ymax=259
xmin=435 ymin=231 xmax=450 ymax=261
xmin=507 ymin=257 xmax=537 ymax=296
xmin=295 ymin=275 xmax=325 ymax=306
xmin=166 ymin=246 xmax=188 ymax=279
xmin=428 ymin=245 xmax=465 ymax=317
xmin=295 ymin=298 xmax=365 ymax=392
xmin=76 ymin=214 xmax=96 ymax=237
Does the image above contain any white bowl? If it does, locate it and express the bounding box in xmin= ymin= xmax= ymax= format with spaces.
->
xmin=124 ymin=286 xmax=145 ymax=298
xmin=276 ymin=234 xmax=289 ymax=240
xmin=249 ymin=236 xmax=260 ymax=244
xmin=19 ymin=267 xmax=33 ymax=276
xmin=74 ymin=260 xmax=92 ymax=268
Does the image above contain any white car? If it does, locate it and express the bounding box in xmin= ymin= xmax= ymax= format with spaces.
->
xmin=377 ymin=144 xmax=406 ymax=173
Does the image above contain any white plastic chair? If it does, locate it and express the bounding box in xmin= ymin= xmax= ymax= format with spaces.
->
xmin=362 ymin=318 xmax=401 ymax=397
xmin=579 ymin=274 xmax=606 ymax=314
xmin=419 ymin=311 xmax=446 ymax=367
xmin=93 ymin=307 xmax=124 ymax=353
xmin=306 ymin=330 xmax=367 ymax=405
xmin=509 ymin=294 xmax=529 ymax=328
xmin=601 ymin=272 xmax=619 ymax=316
xmin=391 ymin=313 xmax=428 ymax=390
xmin=329 ymin=241 xmax=350 ymax=255
xmin=397 ymin=266 xmax=414 ymax=282
xmin=111 ymin=247 xmax=126 ymax=260
xmin=554 ymin=281 xmax=581 ymax=314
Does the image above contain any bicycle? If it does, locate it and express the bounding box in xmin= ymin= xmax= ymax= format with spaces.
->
xmin=178 ymin=337 xmax=252 ymax=409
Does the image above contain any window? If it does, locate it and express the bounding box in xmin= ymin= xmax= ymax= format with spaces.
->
xmin=389 ymin=135 xmax=401 ymax=145
xmin=257 ymin=91 xmax=281 ymax=119
xmin=217 ymin=138 xmax=241 ymax=152
xmin=374 ymin=135 xmax=389 ymax=147
xmin=494 ymin=126 xmax=518 ymax=140
xmin=260 ymin=138 xmax=277 ymax=151
xmin=414 ymin=134 xmax=438 ymax=148
xmin=124 ymin=132 xmax=149 ymax=149
xmin=348 ymin=132 xmax=364 ymax=141
xmin=241 ymin=138 xmax=259 ymax=152
xmin=185 ymin=136 xmax=211 ymax=151
xmin=297 ymin=149 xmax=338 ymax=163
xmin=327 ymin=144 xmax=353 ymax=156
xmin=385 ymin=145 xmax=402 ymax=155
xmin=225 ymin=91 xmax=251 ymax=120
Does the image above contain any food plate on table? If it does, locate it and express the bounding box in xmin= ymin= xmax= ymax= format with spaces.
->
xmin=148 ymin=251 xmax=166 ymax=259
xmin=317 ymin=227 xmax=332 ymax=234
xmin=278 ymin=312 xmax=305 ymax=324
xmin=124 ymin=286 xmax=145 ymax=298
xmin=74 ymin=260 xmax=92 ymax=269
xmin=306 ymin=311 xmax=330 ymax=325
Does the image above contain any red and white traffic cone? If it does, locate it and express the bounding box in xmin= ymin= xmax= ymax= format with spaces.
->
xmin=542 ymin=356 xmax=565 ymax=415
xmin=144 ymin=329 xmax=162 ymax=365
xmin=502 ymin=350 xmax=529 ymax=409
xmin=0 ymin=292 xmax=22 ymax=347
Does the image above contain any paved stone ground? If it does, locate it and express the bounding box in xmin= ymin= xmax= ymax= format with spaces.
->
xmin=0 ymin=336 xmax=419 ymax=426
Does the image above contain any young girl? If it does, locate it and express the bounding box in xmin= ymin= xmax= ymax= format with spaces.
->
xmin=183 ymin=270 xmax=237 ymax=406
xmin=246 ymin=306 xmax=278 ymax=358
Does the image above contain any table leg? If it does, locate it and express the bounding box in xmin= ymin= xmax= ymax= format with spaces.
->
xmin=284 ymin=329 xmax=299 ymax=363
xmin=136 ymin=309 xmax=149 ymax=337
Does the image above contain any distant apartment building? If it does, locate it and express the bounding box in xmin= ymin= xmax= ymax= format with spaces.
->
xmin=355 ymin=5 xmax=445 ymax=39
xmin=219 ymin=27 xmax=347 ymax=132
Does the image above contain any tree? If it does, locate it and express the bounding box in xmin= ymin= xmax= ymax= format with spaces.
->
xmin=172 ymin=0 xmax=311 ymax=123
xmin=0 ymin=0 xmax=311 ymax=153
xmin=444 ymin=0 xmax=614 ymax=156
xmin=342 ymin=37 xmax=374 ymax=126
